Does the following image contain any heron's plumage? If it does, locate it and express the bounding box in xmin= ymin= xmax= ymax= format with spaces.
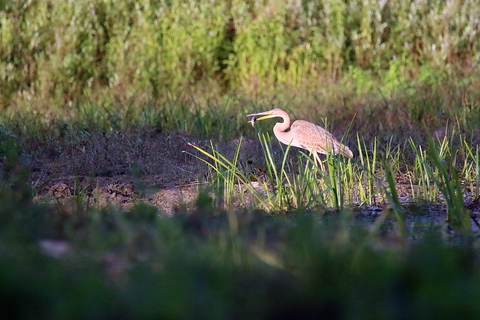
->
xmin=291 ymin=120 xmax=352 ymax=157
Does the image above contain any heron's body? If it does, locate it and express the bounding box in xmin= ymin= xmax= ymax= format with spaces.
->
xmin=247 ymin=108 xmax=353 ymax=158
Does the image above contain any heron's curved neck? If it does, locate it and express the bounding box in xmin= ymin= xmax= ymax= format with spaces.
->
xmin=272 ymin=114 xmax=294 ymax=146
xmin=274 ymin=113 xmax=291 ymax=133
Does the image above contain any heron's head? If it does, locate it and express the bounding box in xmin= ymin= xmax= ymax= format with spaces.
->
xmin=247 ymin=108 xmax=286 ymax=126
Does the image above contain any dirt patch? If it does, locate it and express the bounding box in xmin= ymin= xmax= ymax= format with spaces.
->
xmin=35 ymin=174 xmax=201 ymax=214
xmin=27 ymin=131 xmax=267 ymax=213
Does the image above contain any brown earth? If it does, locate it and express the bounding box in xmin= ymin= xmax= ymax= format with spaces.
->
xmin=26 ymin=130 xmax=271 ymax=214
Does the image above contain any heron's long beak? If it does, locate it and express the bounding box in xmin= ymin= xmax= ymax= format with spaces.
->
xmin=246 ymin=111 xmax=275 ymax=122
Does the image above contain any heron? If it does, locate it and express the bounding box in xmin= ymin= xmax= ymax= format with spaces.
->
xmin=247 ymin=108 xmax=353 ymax=168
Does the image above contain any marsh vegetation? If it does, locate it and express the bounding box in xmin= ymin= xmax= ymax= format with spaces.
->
xmin=1 ymin=0 xmax=480 ymax=318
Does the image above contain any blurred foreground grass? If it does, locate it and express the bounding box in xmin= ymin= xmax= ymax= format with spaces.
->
xmin=1 ymin=185 xmax=480 ymax=319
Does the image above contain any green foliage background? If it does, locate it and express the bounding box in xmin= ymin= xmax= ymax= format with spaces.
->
xmin=0 ymin=0 xmax=479 ymax=135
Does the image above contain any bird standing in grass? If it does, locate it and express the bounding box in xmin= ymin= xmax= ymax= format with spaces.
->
xmin=247 ymin=108 xmax=353 ymax=168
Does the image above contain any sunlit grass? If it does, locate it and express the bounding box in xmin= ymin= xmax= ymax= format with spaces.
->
xmin=186 ymin=124 xmax=480 ymax=238
xmin=425 ymin=138 xmax=472 ymax=234
xmin=463 ymin=142 xmax=480 ymax=199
